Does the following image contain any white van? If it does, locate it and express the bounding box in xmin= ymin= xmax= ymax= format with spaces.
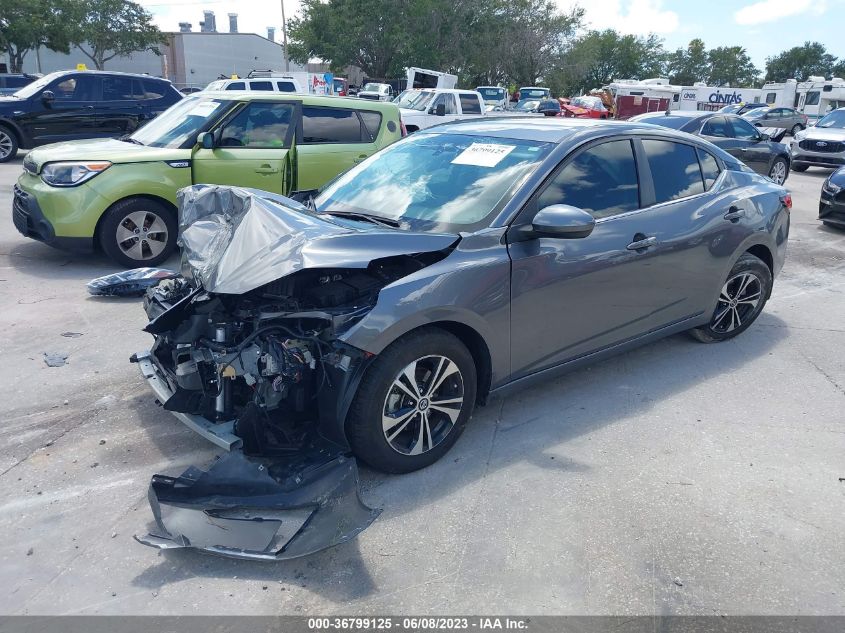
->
xmin=204 ymin=76 xmax=304 ymax=94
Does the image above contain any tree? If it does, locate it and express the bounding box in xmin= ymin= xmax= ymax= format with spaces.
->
xmin=70 ymin=0 xmax=165 ymax=70
xmin=0 ymin=0 xmax=75 ymax=72
xmin=765 ymin=41 xmax=838 ymax=82
xmin=707 ymin=46 xmax=759 ymax=87
xmin=666 ymin=38 xmax=709 ymax=85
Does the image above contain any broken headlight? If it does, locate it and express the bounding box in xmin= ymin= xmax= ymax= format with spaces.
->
xmin=41 ymin=161 xmax=111 ymax=187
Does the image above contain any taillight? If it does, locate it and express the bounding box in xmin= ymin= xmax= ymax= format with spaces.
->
xmin=783 ymin=193 xmax=792 ymax=210
xmin=400 ymin=120 xmax=408 ymax=137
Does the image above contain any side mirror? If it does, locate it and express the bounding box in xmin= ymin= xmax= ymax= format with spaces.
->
xmin=758 ymin=132 xmax=770 ymax=142
xmin=41 ymin=90 xmax=55 ymax=103
xmin=529 ymin=204 xmax=596 ymax=239
xmin=197 ymin=132 xmax=214 ymax=149
xmin=434 ymin=103 xmax=446 ymax=116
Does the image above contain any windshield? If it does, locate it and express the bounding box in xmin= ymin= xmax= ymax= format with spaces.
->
xmin=362 ymin=83 xmax=386 ymax=93
xmin=515 ymin=99 xmax=540 ymax=112
xmin=520 ymin=88 xmax=548 ymax=99
xmin=12 ymin=73 xmax=59 ymax=99
xmin=478 ymin=88 xmax=505 ymax=101
xmin=816 ymin=109 xmax=845 ymax=128
xmin=314 ymin=132 xmax=552 ymax=232
xmin=130 ymin=96 xmax=231 ymax=148
xmin=404 ymin=90 xmax=436 ymax=111
xmin=394 ymin=90 xmax=421 ymax=107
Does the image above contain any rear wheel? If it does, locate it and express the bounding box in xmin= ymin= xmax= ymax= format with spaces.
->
xmin=768 ymin=157 xmax=788 ymax=185
xmin=98 ymin=198 xmax=177 ymax=268
xmin=348 ymin=328 xmax=477 ymax=473
xmin=790 ymin=123 xmax=804 ymax=136
xmin=0 ymin=125 xmax=19 ymax=163
xmin=689 ymin=253 xmax=772 ymax=343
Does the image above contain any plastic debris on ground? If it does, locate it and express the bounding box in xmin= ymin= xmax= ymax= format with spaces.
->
xmin=87 ymin=268 xmax=179 ymax=297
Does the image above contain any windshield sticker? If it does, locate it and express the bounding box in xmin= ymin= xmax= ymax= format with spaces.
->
xmin=186 ymin=101 xmax=220 ymax=117
xmin=451 ymin=143 xmax=516 ymax=167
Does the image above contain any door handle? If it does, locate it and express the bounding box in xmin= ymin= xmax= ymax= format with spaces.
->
xmin=626 ymin=235 xmax=657 ymax=251
xmin=254 ymin=165 xmax=280 ymax=174
xmin=724 ymin=207 xmax=745 ymax=222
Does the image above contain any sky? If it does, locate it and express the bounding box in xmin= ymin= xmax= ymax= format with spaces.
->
xmin=137 ymin=0 xmax=845 ymax=72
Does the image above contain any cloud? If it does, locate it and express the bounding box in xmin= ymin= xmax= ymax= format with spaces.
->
xmin=734 ymin=0 xmax=826 ymax=25
xmin=558 ymin=0 xmax=680 ymax=34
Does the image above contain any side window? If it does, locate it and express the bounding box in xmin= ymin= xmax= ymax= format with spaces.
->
xmin=701 ymin=116 xmax=731 ymax=138
xmin=805 ymin=91 xmax=820 ymax=106
xmin=248 ymin=81 xmax=273 ymax=91
xmin=642 ymin=140 xmax=705 ymax=203
xmin=538 ymin=140 xmax=639 ymax=220
xmin=359 ymin=110 xmax=383 ymax=141
xmin=141 ymin=79 xmax=166 ymax=99
xmin=459 ymin=93 xmax=482 ymax=114
xmin=102 ymin=75 xmax=135 ymax=100
xmin=432 ymin=93 xmax=457 ymax=114
xmin=302 ymin=107 xmax=364 ymax=143
xmin=697 ymin=148 xmax=721 ymax=190
xmin=225 ymin=81 xmax=245 ymax=90
xmin=765 ymin=92 xmax=776 ymax=104
xmin=218 ymin=102 xmax=295 ymax=148
xmin=731 ymin=117 xmax=760 ymax=140
xmin=276 ymin=81 xmax=296 ymax=92
xmin=51 ymin=75 xmax=97 ymax=101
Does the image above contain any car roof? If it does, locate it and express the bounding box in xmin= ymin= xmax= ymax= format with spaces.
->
xmin=428 ymin=117 xmax=676 ymax=143
xmin=200 ymin=91 xmax=399 ymax=110
xmin=44 ymin=69 xmax=171 ymax=83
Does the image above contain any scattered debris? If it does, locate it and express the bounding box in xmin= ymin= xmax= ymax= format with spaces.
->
xmin=43 ymin=352 xmax=68 ymax=368
xmin=26 ymin=548 xmax=33 ymax=556
xmin=99 ymin=439 xmax=107 ymax=445
xmin=673 ymin=577 xmax=684 ymax=587
xmin=87 ymin=268 xmax=178 ymax=297
xmin=60 ymin=332 xmax=84 ymax=338
xmin=95 ymin=395 xmax=118 ymax=409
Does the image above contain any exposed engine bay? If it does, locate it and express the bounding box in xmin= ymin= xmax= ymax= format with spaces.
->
xmin=132 ymin=185 xmax=458 ymax=560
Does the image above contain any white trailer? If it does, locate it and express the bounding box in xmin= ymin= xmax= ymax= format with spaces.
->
xmin=405 ymin=67 xmax=457 ymax=90
xmin=794 ymin=77 xmax=845 ymax=120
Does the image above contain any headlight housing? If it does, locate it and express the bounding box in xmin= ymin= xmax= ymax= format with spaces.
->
xmin=823 ymin=179 xmax=842 ymax=195
xmin=41 ymin=161 xmax=111 ymax=187
xmin=794 ymin=130 xmax=807 ymax=141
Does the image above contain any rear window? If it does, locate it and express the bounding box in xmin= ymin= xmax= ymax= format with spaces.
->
xmin=302 ymin=107 xmax=364 ymax=143
xmin=642 ymin=140 xmax=705 ymax=203
xmin=459 ymin=93 xmax=482 ymax=114
xmin=249 ymin=81 xmax=273 ymax=91
xmin=359 ymin=111 xmax=383 ymax=141
xmin=141 ymin=79 xmax=166 ymax=99
xmin=697 ymin=148 xmax=721 ymax=190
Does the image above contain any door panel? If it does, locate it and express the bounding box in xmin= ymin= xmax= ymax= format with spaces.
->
xmin=21 ymin=74 xmax=100 ymax=144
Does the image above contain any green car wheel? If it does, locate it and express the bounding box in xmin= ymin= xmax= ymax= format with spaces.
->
xmin=98 ymin=197 xmax=177 ymax=268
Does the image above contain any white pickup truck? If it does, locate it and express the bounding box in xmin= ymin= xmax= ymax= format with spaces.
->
xmin=398 ymin=88 xmax=486 ymax=132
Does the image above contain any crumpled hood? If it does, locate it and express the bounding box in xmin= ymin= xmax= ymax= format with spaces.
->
xmin=801 ymin=126 xmax=845 ymax=142
xmin=25 ymin=138 xmax=188 ymax=172
xmin=177 ymin=185 xmax=460 ymax=295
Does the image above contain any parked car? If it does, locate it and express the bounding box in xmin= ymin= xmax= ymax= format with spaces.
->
xmin=0 ymin=70 xmax=182 ymax=163
xmin=631 ymin=111 xmax=792 ymax=185
xmin=719 ymin=102 xmax=768 ymax=116
xmin=13 ymin=93 xmax=403 ymax=266
xmin=819 ymin=166 xmax=845 ymax=228
xmin=204 ymin=76 xmax=303 ymax=93
xmin=179 ymin=86 xmax=204 ymax=95
xmin=537 ymin=99 xmax=562 ymax=116
xmin=333 ymin=77 xmax=349 ymax=96
xmin=561 ymin=95 xmax=610 ymax=119
xmin=476 ymin=86 xmax=509 ymax=111
xmin=789 ymin=107 xmax=845 ymax=171
xmin=133 ymin=117 xmax=790 ymax=559
xmin=398 ymin=89 xmax=484 ymax=132
xmin=743 ymin=106 xmax=808 ymax=136
xmin=518 ymin=86 xmax=551 ymax=101
xmin=358 ymin=83 xmax=394 ymax=101
xmin=0 ymin=73 xmax=38 ymax=95
xmin=513 ymin=99 xmax=542 ymax=113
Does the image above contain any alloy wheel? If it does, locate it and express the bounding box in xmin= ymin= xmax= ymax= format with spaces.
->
xmin=711 ymin=272 xmax=762 ymax=333
xmin=116 ymin=210 xmax=169 ymax=261
xmin=382 ymin=354 xmax=465 ymax=456
xmin=0 ymin=130 xmax=13 ymax=160
xmin=769 ymin=161 xmax=787 ymax=185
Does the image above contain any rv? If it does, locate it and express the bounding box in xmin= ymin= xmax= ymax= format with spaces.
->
xmin=795 ymin=77 xmax=845 ymax=120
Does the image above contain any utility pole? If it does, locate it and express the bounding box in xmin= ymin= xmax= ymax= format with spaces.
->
xmin=281 ymin=0 xmax=289 ymax=71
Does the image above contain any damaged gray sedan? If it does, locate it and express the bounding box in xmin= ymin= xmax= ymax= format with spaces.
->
xmin=133 ymin=118 xmax=790 ymax=559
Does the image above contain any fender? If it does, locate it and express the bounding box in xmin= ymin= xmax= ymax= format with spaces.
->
xmin=0 ymin=117 xmax=28 ymax=147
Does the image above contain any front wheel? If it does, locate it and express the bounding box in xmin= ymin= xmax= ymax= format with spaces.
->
xmin=790 ymin=124 xmax=804 ymax=136
xmin=98 ymin=198 xmax=177 ymax=268
xmin=0 ymin=125 xmax=19 ymax=163
xmin=348 ymin=328 xmax=477 ymax=473
xmin=769 ymin=157 xmax=788 ymax=185
xmin=689 ymin=253 xmax=772 ymax=343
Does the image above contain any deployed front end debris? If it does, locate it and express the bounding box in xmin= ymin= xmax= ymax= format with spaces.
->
xmin=132 ymin=185 xmax=456 ymax=559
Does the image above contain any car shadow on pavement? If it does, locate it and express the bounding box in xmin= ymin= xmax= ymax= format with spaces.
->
xmin=126 ymin=313 xmax=789 ymax=603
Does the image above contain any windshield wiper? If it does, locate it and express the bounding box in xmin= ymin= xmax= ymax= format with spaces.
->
xmin=119 ymin=135 xmax=144 ymax=146
xmin=319 ymin=210 xmax=400 ymax=228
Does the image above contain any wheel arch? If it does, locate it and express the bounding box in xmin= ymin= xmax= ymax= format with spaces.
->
xmin=0 ymin=118 xmax=25 ymax=146
xmin=426 ymin=320 xmax=493 ymax=406
xmin=93 ymin=194 xmax=177 ymax=252
xmin=745 ymin=243 xmax=773 ymax=276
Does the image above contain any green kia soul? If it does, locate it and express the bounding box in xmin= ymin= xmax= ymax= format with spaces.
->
xmin=13 ymin=93 xmax=403 ymax=266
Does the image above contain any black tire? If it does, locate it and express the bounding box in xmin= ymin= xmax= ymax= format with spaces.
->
xmin=822 ymin=221 xmax=842 ymax=230
xmin=689 ymin=253 xmax=772 ymax=343
xmin=0 ymin=125 xmax=19 ymax=163
xmin=790 ymin=124 xmax=804 ymax=136
xmin=792 ymin=163 xmax=809 ymax=172
xmin=98 ymin=197 xmax=177 ymax=268
xmin=348 ymin=328 xmax=477 ymax=473
xmin=768 ymin=157 xmax=789 ymax=185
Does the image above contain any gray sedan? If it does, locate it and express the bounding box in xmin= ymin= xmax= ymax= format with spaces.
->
xmin=134 ymin=118 xmax=791 ymax=559
xmin=743 ymin=106 xmax=808 ymax=136
xmin=631 ymin=111 xmax=792 ymax=185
